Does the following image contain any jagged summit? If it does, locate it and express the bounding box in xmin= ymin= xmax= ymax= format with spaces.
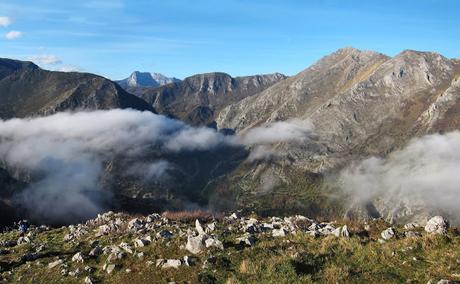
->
xmin=137 ymin=71 xmax=287 ymax=125
xmin=117 ymin=71 xmax=181 ymax=89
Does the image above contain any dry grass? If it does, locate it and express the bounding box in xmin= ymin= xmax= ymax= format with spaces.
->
xmin=161 ymin=210 xmax=215 ymax=222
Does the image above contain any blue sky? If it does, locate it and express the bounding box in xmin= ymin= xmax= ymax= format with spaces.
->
xmin=0 ymin=0 xmax=459 ymax=80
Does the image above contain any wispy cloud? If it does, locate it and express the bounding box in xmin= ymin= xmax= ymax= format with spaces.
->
xmin=0 ymin=16 xmax=11 ymax=27
xmin=5 ymin=30 xmax=22 ymax=40
xmin=29 ymin=54 xmax=62 ymax=65
xmin=58 ymin=64 xmax=83 ymax=72
xmin=81 ymin=0 xmax=124 ymax=9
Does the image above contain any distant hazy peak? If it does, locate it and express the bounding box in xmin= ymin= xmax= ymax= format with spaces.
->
xmin=117 ymin=71 xmax=181 ymax=88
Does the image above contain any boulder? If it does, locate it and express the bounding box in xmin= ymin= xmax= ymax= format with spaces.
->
xmin=128 ymin=218 xmax=144 ymax=231
xmin=105 ymin=264 xmax=116 ymax=274
xmin=205 ymin=238 xmax=224 ymax=250
xmin=272 ymin=228 xmax=287 ymax=237
xmin=332 ymin=225 xmax=350 ymax=238
xmin=48 ymin=259 xmax=63 ymax=269
xmin=195 ymin=220 xmax=206 ymax=235
xmin=119 ymin=242 xmax=133 ymax=254
xmin=206 ymin=222 xmax=216 ymax=233
xmin=183 ymin=255 xmax=195 ymax=266
xmin=161 ymin=259 xmax=182 ymax=269
xmin=134 ymin=238 xmax=151 ymax=248
xmin=185 ymin=235 xmax=205 ymax=254
xmin=17 ymin=236 xmax=31 ymax=245
xmin=425 ymin=216 xmax=448 ymax=235
xmin=72 ymin=252 xmax=85 ymax=263
xmin=381 ymin=228 xmax=395 ymax=240
xmin=89 ymin=246 xmax=102 ymax=257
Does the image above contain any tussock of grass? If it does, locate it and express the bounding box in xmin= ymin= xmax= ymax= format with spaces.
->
xmin=161 ymin=210 xmax=215 ymax=222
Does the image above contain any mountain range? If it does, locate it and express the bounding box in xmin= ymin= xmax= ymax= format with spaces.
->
xmin=0 ymin=58 xmax=153 ymax=119
xmin=1 ymin=47 xmax=459 ymax=225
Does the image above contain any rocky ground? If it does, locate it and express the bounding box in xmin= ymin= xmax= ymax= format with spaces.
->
xmin=0 ymin=212 xmax=459 ymax=283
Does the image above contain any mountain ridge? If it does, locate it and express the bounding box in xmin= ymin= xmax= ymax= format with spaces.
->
xmin=0 ymin=58 xmax=153 ymax=119
xmin=137 ymin=71 xmax=287 ymax=125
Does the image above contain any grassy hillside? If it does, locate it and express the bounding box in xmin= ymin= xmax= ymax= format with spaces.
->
xmin=0 ymin=212 xmax=458 ymax=283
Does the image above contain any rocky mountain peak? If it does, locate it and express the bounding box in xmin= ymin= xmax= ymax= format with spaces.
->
xmin=117 ymin=71 xmax=181 ymax=89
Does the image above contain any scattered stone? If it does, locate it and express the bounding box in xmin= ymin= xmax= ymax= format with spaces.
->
xmin=17 ymin=236 xmax=31 ymax=245
xmin=272 ymin=228 xmax=287 ymax=237
xmin=89 ymin=246 xmax=102 ymax=257
xmin=183 ymin=256 xmax=195 ymax=266
xmin=128 ymin=218 xmax=144 ymax=231
xmin=185 ymin=235 xmax=205 ymax=254
xmin=404 ymin=223 xmax=420 ymax=230
xmin=0 ymin=240 xmax=17 ymax=247
xmin=119 ymin=242 xmax=134 ymax=254
xmin=157 ymin=230 xmax=174 ymax=239
xmin=162 ymin=259 xmax=182 ymax=269
xmin=105 ymin=264 xmax=117 ymax=274
xmin=147 ymin=213 xmax=161 ymax=223
xmin=229 ymin=213 xmax=239 ymax=220
xmin=107 ymin=251 xmax=126 ymax=262
xmin=205 ymin=238 xmax=224 ymax=250
xmin=48 ymin=259 xmax=63 ymax=269
xmin=72 ymin=252 xmax=85 ymax=263
xmin=405 ymin=231 xmax=421 ymax=238
xmin=425 ymin=216 xmax=449 ymax=235
xmin=236 ymin=234 xmax=256 ymax=246
xmin=195 ymin=220 xmax=206 ymax=235
xmin=68 ymin=268 xmax=80 ymax=277
xmin=156 ymin=259 xmax=165 ymax=267
xmin=437 ymin=280 xmax=455 ymax=284
xmin=134 ymin=238 xmax=151 ymax=247
xmin=332 ymin=225 xmax=350 ymax=238
xmin=206 ymin=222 xmax=216 ymax=233
xmin=381 ymin=228 xmax=395 ymax=240
xmin=84 ymin=276 xmax=94 ymax=284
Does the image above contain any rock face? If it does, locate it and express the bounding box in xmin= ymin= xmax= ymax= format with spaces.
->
xmin=0 ymin=58 xmax=153 ymax=119
xmin=213 ymin=47 xmax=460 ymax=221
xmin=137 ymin=72 xmax=287 ymax=125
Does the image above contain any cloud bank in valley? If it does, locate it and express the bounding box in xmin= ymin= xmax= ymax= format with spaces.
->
xmin=0 ymin=109 xmax=314 ymax=223
xmin=340 ymin=131 xmax=460 ymax=221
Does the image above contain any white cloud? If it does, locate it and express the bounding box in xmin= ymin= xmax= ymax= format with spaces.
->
xmin=0 ymin=109 xmax=315 ymax=223
xmin=5 ymin=30 xmax=22 ymax=40
xmin=340 ymin=131 xmax=460 ymax=222
xmin=29 ymin=54 xmax=62 ymax=65
xmin=237 ymin=119 xmax=314 ymax=145
xmin=58 ymin=64 xmax=83 ymax=72
xmin=0 ymin=16 xmax=11 ymax=27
